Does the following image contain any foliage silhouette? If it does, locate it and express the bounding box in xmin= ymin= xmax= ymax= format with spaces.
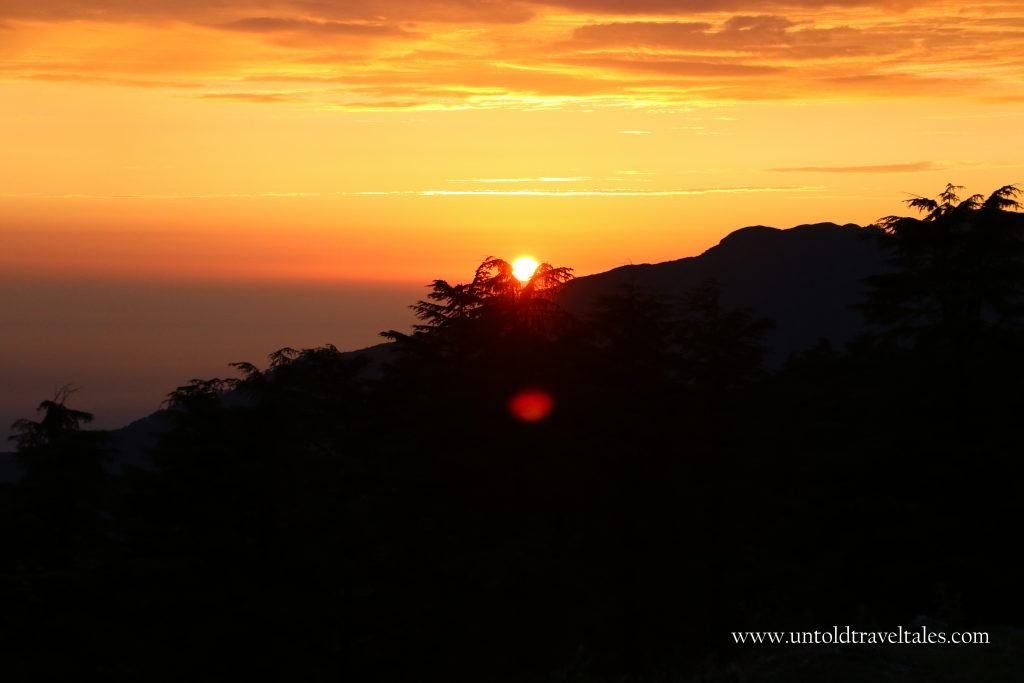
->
xmin=8 ymin=385 xmax=108 ymax=496
xmin=5 ymin=386 xmax=109 ymax=576
xmin=864 ymin=183 xmax=1024 ymax=360
xmin=3 ymin=195 xmax=1024 ymax=682
xmin=10 ymin=385 xmax=94 ymax=451
xmin=385 ymin=255 xmax=577 ymax=342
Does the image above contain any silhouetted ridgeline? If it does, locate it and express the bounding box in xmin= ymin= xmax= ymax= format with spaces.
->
xmin=99 ymin=222 xmax=880 ymax=468
xmin=4 ymin=186 xmax=1024 ymax=681
xmin=561 ymin=222 xmax=888 ymax=364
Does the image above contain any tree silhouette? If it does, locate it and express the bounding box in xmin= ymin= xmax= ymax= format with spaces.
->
xmin=387 ymin=256 xmax=573 ymax=339
xmin=10 ymin=385 xmax=93 ymax=451
xmin=864 ymin=183 xmax=1024 ymax=358
xmin=383 ymin=256 xmax=575 ymax=382
xmin=9 ymin=385 xmax=106 ymax=482
xmin=5 ymin=207 xmax=1024 ymax=681
xmin=7 ymin=386 xmax=109 ymax=569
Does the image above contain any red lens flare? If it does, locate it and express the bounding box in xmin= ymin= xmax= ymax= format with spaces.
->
xmin=507 ymin=389 xmax=554 ymax=422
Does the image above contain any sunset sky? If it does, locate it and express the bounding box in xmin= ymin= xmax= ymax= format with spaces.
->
xmin=2 ymin=0 xmax=1023 ymax=283
xmin=2 ymin=0 xmax=1024 ymax=433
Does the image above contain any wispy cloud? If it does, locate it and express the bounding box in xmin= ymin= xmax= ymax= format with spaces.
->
xmin=353 ymin=186 xmax=818 ymax=197
xmin=447 ymin=177 xmax=589 ymax=183
xmin=197 ymin=92 xmax=305 ymax=103
xmin=1 ymin=186 xmax=819 ymax=200
xmin=769 ymin=161 xmax=941 ymax=174
xmin=217 ymin=17 xmax=409 ymax=37
xmin=0 ymin=192 xmax=324 ymax=199
xmin=541 ymin=0 xmax=898 ymax=13
xmin=2 ymin=2 xmax=1022 ymax=110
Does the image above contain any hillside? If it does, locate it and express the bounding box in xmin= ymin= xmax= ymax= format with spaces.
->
xmin=560 ymin=222 xmax=888 ymax=363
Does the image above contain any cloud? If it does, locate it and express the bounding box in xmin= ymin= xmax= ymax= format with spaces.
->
xmin=769 ymin=161 xmax=940 ymax=173
xmin=0 ymin=0 xmax=536 ymax=24
xmin=1 ymin=186 xmax=820 ymax=200
xmin=217 ymin=17 xmax=409 ymax=37
xmin=0 ymin=0 xmax=228 ymax=22
xmin=566 ymin=56 xmax=786 ymax=78
xmin=448 ymin=177 xmax=590 ymax=182
xmin=0 ymin=191 xmax=325 ymax=199
xmin=535 ymin=0 xmax=914 ymax=13
xmin=573 ymin=16 xmax=789 ymax=48
xmin=1 ymin=1 xmax=1021 ymax=110
xmin=815 ymin=73 xmax=986 ymax=97
xmin=299 ymin=0 xmax=536 ymax=24
xmin=354 ymin=186 xmax=818 ymax=196
xmin=570 ymin=16 xmax=898 ymax=61
xmin=982 ymin=95 xmax=1024 ymax=104
xmin=19 ymin=72 xmax=200 ymax=88
xmin=197 ymin=91 xmax=306 ymax=103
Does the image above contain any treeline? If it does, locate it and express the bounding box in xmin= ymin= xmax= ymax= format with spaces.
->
xmin=2 ymin=186 xmax=1023 ymax=681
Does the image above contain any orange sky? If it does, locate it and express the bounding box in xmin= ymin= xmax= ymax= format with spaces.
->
xmin=2 ymin=0 xmax=1023 ymax=283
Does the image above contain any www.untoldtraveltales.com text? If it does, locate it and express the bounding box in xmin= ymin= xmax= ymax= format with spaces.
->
xmin=732 ymin=626 xmax=990 ymax=646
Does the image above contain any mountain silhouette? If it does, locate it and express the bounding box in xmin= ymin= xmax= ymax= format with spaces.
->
xmin=560 ymin=222 xmax=887 ymax=364
xmin=6 ymin=189 xmax=1024 ymax=681
xmin=26 ymin=221 xmax=888 ymax=475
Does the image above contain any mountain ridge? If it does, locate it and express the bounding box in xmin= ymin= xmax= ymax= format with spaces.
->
xmin=560 ymin=221 xmax=887 ymax=364
xmin=1 ymin=221 xmax=890 ymax=480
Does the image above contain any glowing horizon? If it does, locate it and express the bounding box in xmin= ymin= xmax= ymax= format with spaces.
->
xmin=1 ymin=0 xmax=1023 ymax=283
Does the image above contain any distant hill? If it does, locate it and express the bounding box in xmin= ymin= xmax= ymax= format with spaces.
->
xmin=8 ymin=222 xmax=886 ymax=476
xmin=559 ymin=222 xmax=888 ymax=364
xmin=98 ymin=343 xmax=400 ymax=473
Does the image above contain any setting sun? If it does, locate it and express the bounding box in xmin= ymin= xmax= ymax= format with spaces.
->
xmin=512 ymin=257 xmax=540 ymax=283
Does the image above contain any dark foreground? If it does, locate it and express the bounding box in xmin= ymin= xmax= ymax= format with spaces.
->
xmin=3 ymin=187 xmax=1023 ymax=681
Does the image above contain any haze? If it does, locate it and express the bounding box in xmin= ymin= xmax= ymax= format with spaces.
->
xmin=2 ymin=0 xmax=1023 ymax=433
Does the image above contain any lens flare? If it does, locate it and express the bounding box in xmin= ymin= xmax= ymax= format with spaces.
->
xmin=508 ymin=388 xmax=554 ymax=422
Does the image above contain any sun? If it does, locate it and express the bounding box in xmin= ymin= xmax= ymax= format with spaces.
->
xmin=512 ymin=256 xmax=540 ymax=282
